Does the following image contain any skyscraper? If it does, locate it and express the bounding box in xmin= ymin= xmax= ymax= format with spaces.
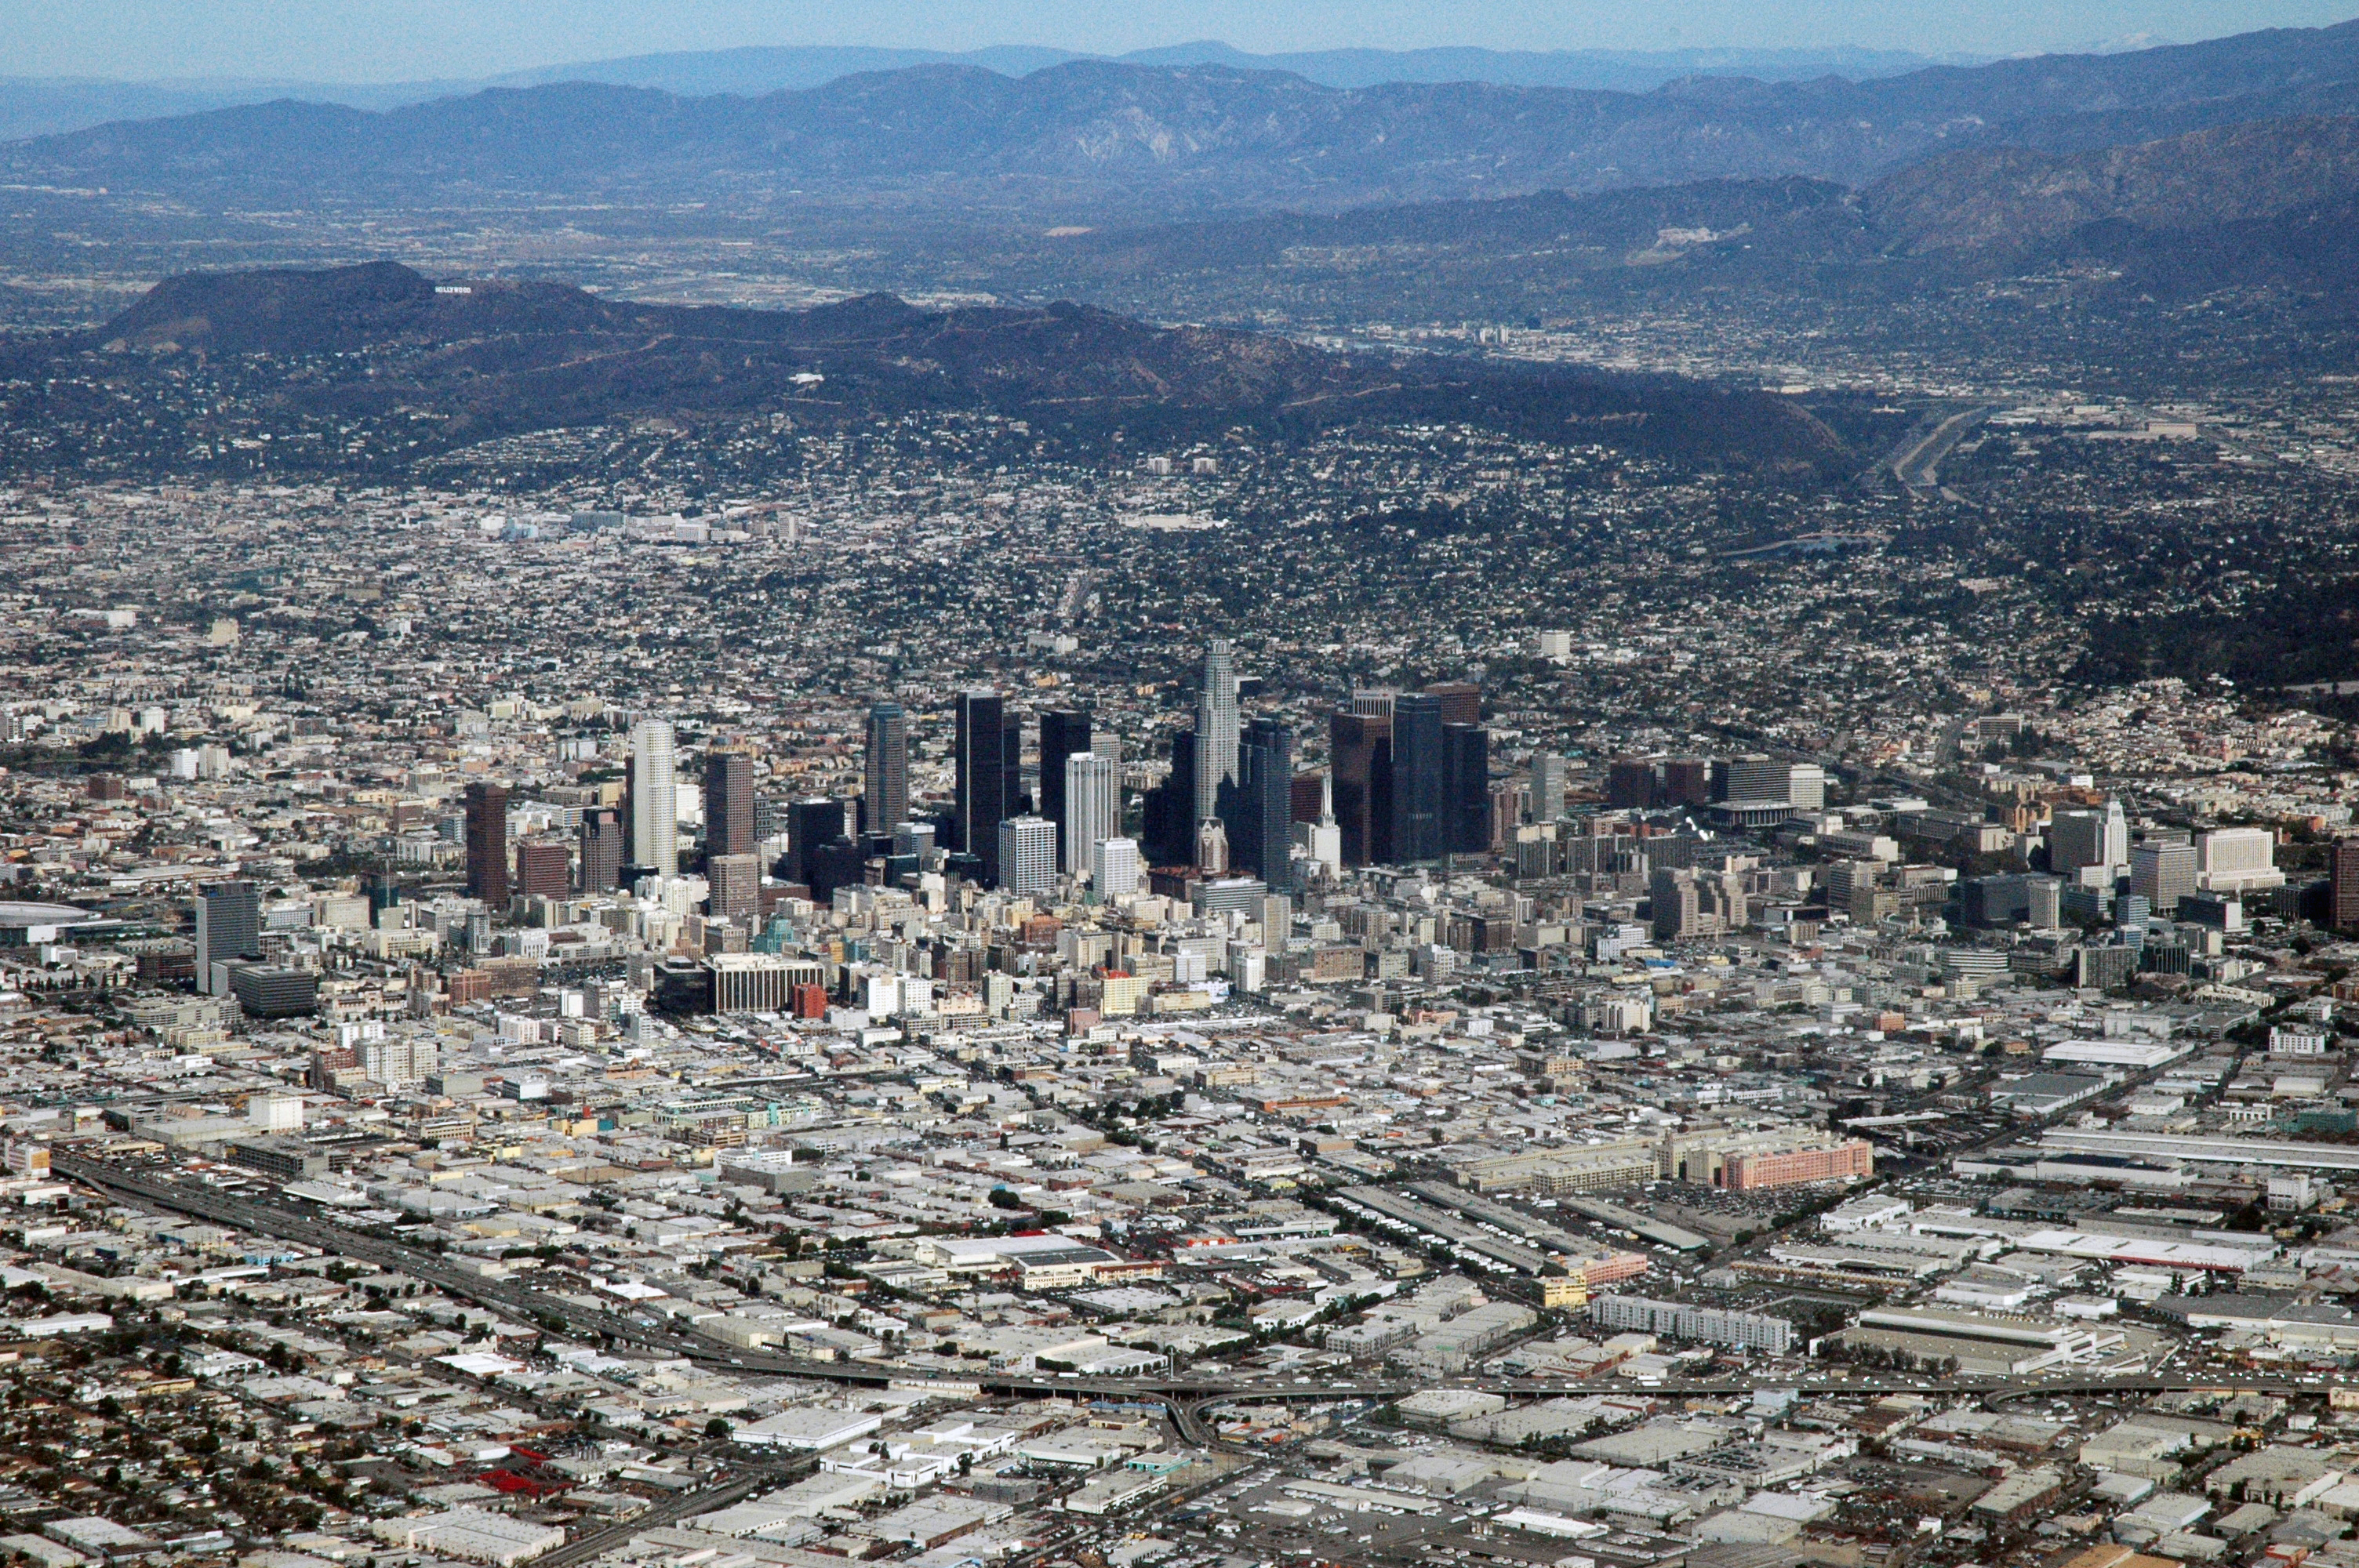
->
xmin=1063 ymin=751 xmax=1121 ymax=878
xmin=704 ymin=749 xmax=754 ymax=859
xmin=789 ymin=797 xmax=846 ymax=890
xmin=1004 ymin=710 xmax=1026 ymax=818
xmin=862 ymin=702 xmax=909 ymax=837
xmin=1038 ymin=708 xmax=1092 ymax=863
xmin=464 ymin=781 xmax=511 ymax=906
xmin=1330 ymin=710 xmax=1393 ymax=867
xmin=1426 ymin=681 xmax=1481 ymax=728
xmin=579 ymin=805 xmax=625 ymax=893
xmin=1193 ymin=639 xmax=1240 ymax=829
xmin=630 ymin=719 xmax=679 ymax=877
xmin=514 ymin=838 xmax=570 ymax=901
xmin=1532 ymin=753 xmax=1568 ymax=822
xmin=1387 ymin=691 xmax=1445 ymax=863
xmin=1442 ymin=722 xmax=1489 ymax=855
xmin=2332 ymin=837 xmax=2359 ymax=930
xmin=998 ymin=815 xmax=1058 ymax=895
xmin=954 ymin=689 xmax=1009 ymax=886
xmin=194 ymin=880 xmax=260 ymax=996
xmin=1143 ymin=729 xmax=1197 ymax=868
xmin=707 ymin=852 xmax=760 ymax=926
xmin=1092 ymin=836 xmax=1142 ymax=898
xmin=2052 ymin=800 xmax=2129 ymax=879
xmin=1238 ymin=717 xmax=1296 ymax=887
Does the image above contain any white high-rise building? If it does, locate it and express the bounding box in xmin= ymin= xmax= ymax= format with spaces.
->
xmin=2197 ymin=826 xmax=2283 ymax=892
xmin=1063 ymin=752 xmax=1121 ymax=877
xmin=997 ymin=815 xmax=1057 ymax=895
xmin=630 ymin=719 xmax=679 ymax=877
xmin=1092 ymin=837 xmax=1142 ymax=898
xmin=1193 ymin=638 xmax=1240 ymax=827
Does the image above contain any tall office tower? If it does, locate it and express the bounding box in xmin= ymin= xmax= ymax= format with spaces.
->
xmin=1713 ymin=754 xmax=1794 ymax=804
xmin=2332 ymin=837 xmax=2359 ymax=930
xmin=1788 ymin=763 xmax=1827 ymax=811
xmin=1290 ymin=771 xmax=1326 ymax=825
xmin=998 ymin=815 xmax=1058 ymax=895
xmin=788 ymin=797 xmax=846 ymax=889
xmin=2026 ymin=875 xmax=2063 ymax=930
xmin=954 ymin=689 xmax=1009 ymax=885
xmin=1002 ymin=709 xmax=1027 ymax=815
xmin=704 ymin=749 xmax=755 ymax=858
xmin=2052 ymin=800 xmax=2128 ymax=879
xmin=861 ymin=702 xmax=909 ymax=837
xmin=464 ymin=781 xmax=511 ymax=906
xmin=1193 ymin=639 xmax=1241 ymax=829
xmin=1092 ymin=836 xmax=1142 ymax=898
xmin=1063 ymin=752 xmax=1121 ymax=877
xmin=194 ymin=880 xmax=261 ymax=996
xmin=1330 ymin=710 xmax=1393 ymax=867
xmin=1659 ymin=758 xmax=1711 ymax=808
xmin=1038 ymin=708 xmax=1092 ymax=862
xmin=707 ymin=852 xmax=760 ymax=926
xmin=629 ymin=719 xmax=679 ymax=877
xmin=1387 ymin=691 xmax=1445 ymax=863
xmin=579 ymin=806 xmax=626 ymax=893
xmin=1142 ymin=729 xmax=1198 ymax=867
xmin=1426 ymin=681 xmax=1481 ymax=728
xmin=1350 ymin=688 xmax=1398 ymax=720
xmin=1441 ymin=723 xmax=1490 ymax=855
xmin=1196 ymin=817 xmax=1230 ymax=877
xmin=2131 ymin=841 xmax=2200 ymax=915
xmin=1532 ymin=753 xmax=1568 ymax=821
xmin=514 ymin=838 xmax=571 ymax=901
xmin=1605 ymin=758 xmax=1658 ymax=810
xmin=1238 ymin=717 xmax=1296 ymax=886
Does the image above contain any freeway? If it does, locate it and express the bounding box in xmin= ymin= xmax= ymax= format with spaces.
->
xmin=1889 ymin=405 xmax=1995 ymax=494
xmin=53 ymin=1154 xmax=2317 ymax=1417
xmin=535 ymin=1460 xmax=801 ymax=1568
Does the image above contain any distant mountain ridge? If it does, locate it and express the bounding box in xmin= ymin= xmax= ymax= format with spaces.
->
xmin=13 ymin=22 xmax=2359 ymax=217
xmin=0 ymin=42 xmax=1985 ymax=142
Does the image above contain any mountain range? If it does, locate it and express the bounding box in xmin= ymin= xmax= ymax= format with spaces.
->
xmin=0 ymin=263 xmax=1848 ymax=479
xmin=0 ymin=43 xmax=1988 ymax=143
xmin=11 ymin=24 xmax=2359 ymax=218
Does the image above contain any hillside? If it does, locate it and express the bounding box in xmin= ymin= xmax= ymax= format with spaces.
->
xmin=0 ymin=263 xmax=1851 ymax=480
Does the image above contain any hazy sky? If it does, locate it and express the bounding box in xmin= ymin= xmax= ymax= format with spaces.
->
xmin=7 ymin=0 xmax=2357 ymax=82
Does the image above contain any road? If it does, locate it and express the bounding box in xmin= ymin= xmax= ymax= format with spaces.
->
xmin=1889 ymin=405 xmax=1994 ymax=494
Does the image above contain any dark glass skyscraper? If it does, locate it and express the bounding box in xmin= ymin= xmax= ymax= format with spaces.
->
xmin=1038 ymin=708 xmax=1091 ymax=864
xmin=789 ymin=797 xmax=847 ymax=890
xmin=1330 ymin=711 xmax=1392 ymax=867
xmin=704 ymin=749 xmax=755 ymax=858
xmin=1238 ymin=717 xmax=1296 ymax=887
xmin=1442 ymin=722 xmax=1490 ymax=855
xmin=954 ymin=689 xmax=1009 ymax=886
xmin=1143 ymin=728 xmax=1197 ymax=868
xmin=861 ymin=702 xmax=908 ymax=836
xmin=1387 ymin=692 xmax=1444 ymax=863
xmin=464 ymin=781 xmax=510 ymax=906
